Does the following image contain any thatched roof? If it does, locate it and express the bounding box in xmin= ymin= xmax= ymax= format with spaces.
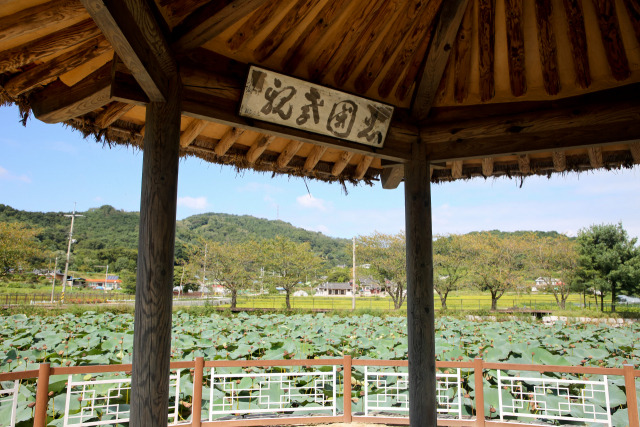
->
xmin=1 ymin=0 xmax=639 ymax=187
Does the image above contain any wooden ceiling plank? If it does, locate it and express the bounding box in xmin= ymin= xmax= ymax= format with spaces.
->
xmin=282 ymin=0 xmax=351 ymax=71
xmin=214 ymin=126 xmax=244 ymax=156
xmin=411 ymin=0 xmax=470 ymax=121
xmin=173 ymin=0 xmax=269 ymax=52
xmin=354 ymin=0 xmax=435 ymax=94
xmin=253 ymin=0 xmax=317 ymax=62
xmin=4 ymin=37 xmax=110 ymax=97
xmin=505 ymin=0 xmax=527 ymax=97
xmin=622 ymin=0 xmax=640 ymax=43
xmin=629 ymin=142 xmax=640 ymax=164
xmin=307 ymin=1 xmax=380 ymax=80
xmin=534 ymin=0 xmax=560 ymax=95
xmin=246 ymin=134 xmax=276 ymax=164
xmin=331 ymin=151 xmax=355 ymax=176
xmin=332 ymin=0 xmax=403 ymax=87
xmin=592 ymin=0 xmax=631 ymax=81
xmin=0 ymin=0 xmax=87 ymax=45
xmin=587 ymin=146 xmax=603 ymax=168
xmin=0 ymin=19 xmax=101 ymax=74
xmin=451 ymin=160 xmax=463 ymax=179
xmin=226 ymin=0 xmax=283 ymax=52
xmin=478 ymin=0 xmax=496 ymax=101
xmin=303 ymin=145 xmax=328 ymax=172
xmin=180 ymin=118 xmax=208 ymax=148
xmin=453 ymin=0 xmax=473 ymax=103
xmin=482 ymin=157 xmax=494 ymax=176
xmin=552 ymin=150 xmax=567 ymax=171
xmin=277 ymin=140 xmax=304 ymax=168
xmin=355 ymin=155 xmax=374 ymax=180
xmin=81 ymin=0 xmax=177 ymax=102
xmin=518 ymin=154 xmax=531 ymax=174
xmin=381 ymin=164 xmax=404 ymax=189
xmin=95 ymin=101 xmax=134 ymax=129
xmin=562 ymin=0 xmax=591 ymax=89
xmin=29 ymin=61 xmax=112 ymax=124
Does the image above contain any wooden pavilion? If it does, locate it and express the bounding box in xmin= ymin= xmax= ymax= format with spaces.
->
xmin=1 ymin=0 xmax=639 ymax=425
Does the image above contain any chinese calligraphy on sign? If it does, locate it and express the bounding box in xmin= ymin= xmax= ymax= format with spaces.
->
xmin=239 ymin=66 xmax=394 ymax=148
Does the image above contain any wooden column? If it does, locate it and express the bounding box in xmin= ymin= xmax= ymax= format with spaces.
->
xmin=131 ymin=75 xmax=182 ymax=427
xmin=404 ymin=138 xmax=436 ymax=426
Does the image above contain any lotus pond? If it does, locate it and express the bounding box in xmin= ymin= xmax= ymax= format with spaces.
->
xmin=1 ymin=312 xmax=639 ymax=425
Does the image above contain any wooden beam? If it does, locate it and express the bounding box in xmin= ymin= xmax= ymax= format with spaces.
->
xmin=623 ymin=0 xmax=640 ymax=44
xmin=0 ymin=19 xmax=101 ymax=74
xmin=451 ymin=160 xmax=463 ymax=179
xmin=180 ymin=118 xmax=208 ymax=148
xmin=246 ymin=134 xmax=276 ymax=164
xmin=629 ymin=142 xmax=640 ymax=164
xmin=173 ymin=0 xmax=270 ymax=52
xmin=381 ymin=164 xmax=404 ymax=189
xmin=505 ymin=0 xmax=526 ymax=97
xmin=277 ymin=140 xmax=304 ymax=169
xmin=562 ymin=0 xmax=591 ymax=88
xmin=453 ymin=1 xmax=473 ymax=103
xmin=331 ymin=151 xmax=355 ymax=176
xmin=404 ymin=139 xmax=436 ymax=427
xmin=81 ymin=0 xmax=177 ymax=102
xmin=592 ymin=0 xmax=630 ymax=81
xmin=518 ymin=154 xmax=531 ymax=174
xmin=587 ymin=146 xmax=603 ymax=168
xmin=411 ymin=0 xmax=470 ymax=121
xmin=214 ymin=127 xmax=244 ymax=156
xmin=303 ymin=145 xmax=328 ymax=172
xmin=131 ymin=74 xmax=181 ymax=427
xmin=3 ymin=37 xmax=111 ymax=97
xmin=0 ymin=0 xmax=87 ymax=45
xmin=478 ymin=0 xmax=496 ymax=101
xmin=29 ymin=62 xmax=112 ymax=124
xmin=227 ymin=0 xmax=282 ymax=51
xmin=535 ymin=0 xmax=560 ymax=95
xmin=552 ymin=151 xmax=566 ymax=171
xmin=95 ymin=101 xmax=134 ymax=129
xmin=482 ymin=157 xmax=493 ymax=176
xmin=354 ymin=155 xmax=374 ymax=180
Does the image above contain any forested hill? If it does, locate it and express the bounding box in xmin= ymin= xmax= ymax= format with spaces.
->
xmin=0 ymin=204 xmax=350 ymax=268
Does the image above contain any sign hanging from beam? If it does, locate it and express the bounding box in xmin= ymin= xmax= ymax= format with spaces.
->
xmin=240 ymin=66 xmax=394 ymax=148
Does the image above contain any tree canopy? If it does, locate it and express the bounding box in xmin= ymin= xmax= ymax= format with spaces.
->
xmin=0 ymin=221 xmax=42 ymax=276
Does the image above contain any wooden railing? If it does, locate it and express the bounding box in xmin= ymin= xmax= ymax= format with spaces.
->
xmin=0 ymin=357 xmax=638 ymax=427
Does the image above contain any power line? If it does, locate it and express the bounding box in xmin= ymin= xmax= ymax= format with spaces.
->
xmin=60 ymin=203 xmax=83 ymax=303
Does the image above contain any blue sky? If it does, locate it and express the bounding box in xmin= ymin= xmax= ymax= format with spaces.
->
xmin=1 ymin=105 xmax=639 ymax=239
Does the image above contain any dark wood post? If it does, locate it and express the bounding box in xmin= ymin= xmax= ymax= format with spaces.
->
xmin=404 ymin=139 xmax=436 ymax=426
xmin=130 ymin=75 xmax=182 ymax=427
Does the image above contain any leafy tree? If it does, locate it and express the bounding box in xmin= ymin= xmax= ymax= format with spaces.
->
xmin=467 ymin=232 xmax=532 ymax=310
xmin=260 ymin=236 xmax=322 ymax=309
xmin=433 ymin=234 xmax=471 ymax=310
xmin=530 ymin=234 xmax=578 ymax=309
xmin=0 ymin=222 xmax=41 ymax=276
xmin=357 ymin=232 xmax=406 ymax=310
xmin=326 ymin=266 xmax=351 ymax=283
xmin=576 ymin=223 xmax=640 ymax=312
xmin=209 ymin=241 xmax=259 ymax=308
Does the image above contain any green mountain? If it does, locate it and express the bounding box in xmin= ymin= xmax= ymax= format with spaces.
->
xmin=0 ymin=204 xmax=350 ymax=272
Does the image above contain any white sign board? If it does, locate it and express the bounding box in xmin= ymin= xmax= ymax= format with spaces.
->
xmin=239 ymin=66 xmax=394 ymax=148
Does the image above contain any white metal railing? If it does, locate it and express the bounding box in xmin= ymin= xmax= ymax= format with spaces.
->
xmin=0 ymin=380 xmax=20 ymax=427
xmin=497 ymin=370 xmax=612 ymax=426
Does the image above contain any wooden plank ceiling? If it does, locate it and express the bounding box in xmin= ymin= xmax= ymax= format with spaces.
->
xmin=0 ymin=0 xmax=639 ymax=187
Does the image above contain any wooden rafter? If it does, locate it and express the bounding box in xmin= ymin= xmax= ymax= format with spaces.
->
xmin=180 ymin=118 xmax=208 ymax=148
xmin=478 ymin=0 xmax=496 ymax=101
xmin=629 ymin=142 xmax=640 ymax=164
xmin=623 ymin=0 xmax=640 ymax=43
xmin=277 ymin=140 xmax=304 ymax=169
xmin=81 ymin=0 xmax=177 ymax=102
xmin=518 ymin=154 xmax=531 ymax=174
xmin=453 ymin=0 xmax=473 ymax=103
xmin=355 ymin=156 xmax=374 ymax=180
xmin=226 ymin=0 xmax=281 ymax=52
xmin=481 ymin=157 xmax=493 ymax=176
xmin=246 ymin=134 xmax=276 ymax=164
xmin=95 ymin=101 xmax=134 ymax=129
xmin=29 ymin=62 xmax=112 ymax=124
xmin=552 ymin=151 xmax=567 ymax=171
xmin=592 ymin=0 xmax=630 ymax=81
xmin=381 ymin=165 xmax=404 ymax=189
xmin=451 ymin=160 xmax=463 ymax=179
xmin=505 ymin=0 xmax=526 ymax=97
xmin=331 ymin=151 xmax=355 ymax=176
xmin=587 ymin=146 xmax=603 ymax=168
xmin=535 ymin=0 xmax=560 ymax=95
xmin=562 ymin=0 xmax=591 ymax=88
xmin=214 ymin=127 xmax=244 ymax=156
xmin=411 ymin=0 xmax=470 ymax=121
xmin=173 ymin=0 xmax=269 ymax=52
xmin=303 ymin=145 xmax=328 ymax=172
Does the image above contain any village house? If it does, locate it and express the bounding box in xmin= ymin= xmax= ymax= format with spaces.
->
xmin=315 ymin=282 xmax=354 ymax=297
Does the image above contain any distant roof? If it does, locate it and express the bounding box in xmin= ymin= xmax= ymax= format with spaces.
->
xmin=319 ymin=282 xmax=353 ymax=290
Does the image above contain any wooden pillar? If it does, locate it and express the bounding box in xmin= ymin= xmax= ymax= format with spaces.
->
xmin=404 ymin=138 xmax=436 ymax=426
xmin=130 ymin=75 xmax=182 ymax=427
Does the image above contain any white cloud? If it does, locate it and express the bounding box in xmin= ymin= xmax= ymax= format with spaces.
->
xmin=0 ymin=166 xmax=31 ymax=183
xmin=296 ymin=194 xmax=328 ymax=211
xmin=177 ymin=196 xmax=208 ymax=210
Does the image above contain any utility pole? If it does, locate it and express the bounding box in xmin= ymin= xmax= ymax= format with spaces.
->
xmin=50 ymin=257 xmax=58 ymax=303
xmin=61 ymin=203 xmax=83 ymax=303
xmin=352 ymin=237 xmax=356 ymax=310
xmin=202 ymin=243 xmax=207 ymax=297
xmin=95 ymin=265 xmax=109 ymax=292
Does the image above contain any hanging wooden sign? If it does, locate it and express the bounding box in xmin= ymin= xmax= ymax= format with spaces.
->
xmin=239 ymin=66 xmax=394 ymax=148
